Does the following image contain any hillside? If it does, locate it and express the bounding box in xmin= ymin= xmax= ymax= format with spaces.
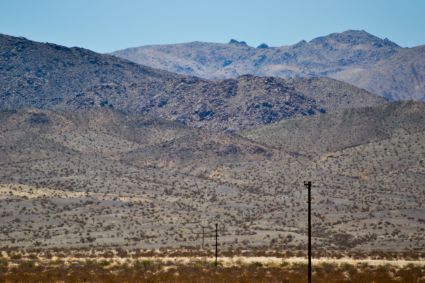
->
xmin=332 ymin=45 xmax=425 ymax=101
xmin=242 ymin=101 xmax=425 ymax=154
xmin=0 ymin=108 xmax=278 ymax=248
xmin=0 ymin=106 xmax=424 ymax=252
xmin=112 ymin=30 xmax=425 ymax=101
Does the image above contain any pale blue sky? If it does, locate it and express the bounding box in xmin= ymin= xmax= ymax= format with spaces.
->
xmin=1 ymin=0 xmax=424 ymax=52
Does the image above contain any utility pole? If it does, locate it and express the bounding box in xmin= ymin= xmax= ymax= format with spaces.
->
xmin=304 ymin=181 xmax=312 ymax=283
xmin=215 ymin=223 xmax=218 ymax=267
xmin=202 ymin=226 xmax=205 ymax=250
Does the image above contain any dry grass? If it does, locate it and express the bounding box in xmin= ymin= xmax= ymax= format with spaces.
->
xmin=0 ymin=250 xmax=424 ymax=283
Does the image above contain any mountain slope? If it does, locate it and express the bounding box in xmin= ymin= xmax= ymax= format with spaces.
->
xmin=112 ymin=30 xmax=425 ymax=101
xmin=0 ymin=33 xmax=385 ymax=131
xmin=242 ymin=101 xmax=425 ymax=154
xmin=332 ymin=45 xmax=425 ymax=101
xmin=285 ymin=77 xmax=388 ymax=111
xmin=0 ymin=108 xmax=280 ymax=249
xmin=0 ymin=108 xmax=274 ymax=163
xmin=1 ymin=107 xmax=425 ymax=251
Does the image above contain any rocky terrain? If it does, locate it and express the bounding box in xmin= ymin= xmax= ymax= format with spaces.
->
xmin=0 ymin=103 xmax=424 ymax=252
xmin=0 ymin=33 xmax=424 ymax=253
xmin=0 ymin=33 xmax=386 ymax=131
xmin=112 ymin=30 xmax=425 ymax=101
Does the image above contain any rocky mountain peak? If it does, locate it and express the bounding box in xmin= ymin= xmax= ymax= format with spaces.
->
xmin=256 ymin=43 xmax=269 ymax=49
xmin=309 ymin=29 xmax=400 ymax=48
xmin=228 ymin=39 xmax=248 ymax=46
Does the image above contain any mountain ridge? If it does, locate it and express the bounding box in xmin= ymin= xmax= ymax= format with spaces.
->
xmin=111 ymin=30 xmax=424 ymax=101
xmin=0 ymin=33 xmax=386 ymax=131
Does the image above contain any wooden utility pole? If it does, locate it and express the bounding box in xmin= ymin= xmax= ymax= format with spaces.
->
xmin=304 ymin=181 xmax=312 ymax=283
xmin=215 ymin=223 xmax=218 ymax=267
xmin=202 ymin=226 xmax=205 ymax=249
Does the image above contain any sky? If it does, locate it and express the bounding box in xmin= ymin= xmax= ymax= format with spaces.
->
xmin=1 ymin=0 xmax=424 ymax=53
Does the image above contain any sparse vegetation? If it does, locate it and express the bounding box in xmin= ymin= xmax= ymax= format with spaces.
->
xmin=0 ymin=251 xmax=424 ymax=283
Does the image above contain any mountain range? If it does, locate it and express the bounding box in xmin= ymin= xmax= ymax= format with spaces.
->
xmin=0 ymin=33 xmax=385 ymax=131
xmin=0 ymin=32 xmax=425 ymax=251
xmin=112 ymin=30 xmax=425 ymax=101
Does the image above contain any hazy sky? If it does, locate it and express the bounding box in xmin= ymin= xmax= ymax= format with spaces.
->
xmin=1 ymin=0 xmax=424 ymax=52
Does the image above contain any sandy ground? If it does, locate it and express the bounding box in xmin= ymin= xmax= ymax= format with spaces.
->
xmin=28 ymin=256 xmax=424 ymax=267
xmin=0 ymin=183 xmax=149 ymax=202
